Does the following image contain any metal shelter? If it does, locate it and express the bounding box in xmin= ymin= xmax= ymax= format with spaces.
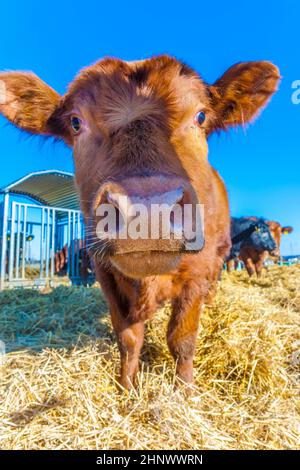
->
xmin=0 ymin=170 xmax=88 ymax=289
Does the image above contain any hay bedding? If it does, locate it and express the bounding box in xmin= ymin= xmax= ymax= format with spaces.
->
xmin=0 ymin=266 xmax=299 ymax=450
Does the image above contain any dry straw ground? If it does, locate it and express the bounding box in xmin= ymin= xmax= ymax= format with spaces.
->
xmin=0 ymin=265 xmax=299 ymax=449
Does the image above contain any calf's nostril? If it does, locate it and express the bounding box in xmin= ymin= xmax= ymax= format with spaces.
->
xmin=95 ymin=190 xmax=127 ymax=236
xmin=106 ymin=191 xmax=118 ymax=207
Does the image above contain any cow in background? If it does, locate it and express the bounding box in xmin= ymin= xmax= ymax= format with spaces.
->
xmin=263 ymin=220 xmax=293 ymax=257
xmin=238 ymin=217 xmax=293 ymax=276
xmin=55 ymin=239 xmax=92 ymax=281
xmin=226 ymin=217 xmax=277 ymax=275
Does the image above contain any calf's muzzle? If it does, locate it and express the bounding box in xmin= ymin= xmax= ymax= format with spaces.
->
xmin=92 ymin=175 xmax=204 ymax=276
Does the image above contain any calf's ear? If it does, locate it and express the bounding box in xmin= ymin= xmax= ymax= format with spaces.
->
xmin=209 ymin=61 xmax=280 ymax=132
xmin=282 ymin=226 xmax=293 ymax=234
xmin=0 ymin=71 xmax=61 ymax=135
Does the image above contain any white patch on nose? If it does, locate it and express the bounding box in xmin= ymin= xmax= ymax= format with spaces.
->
xmin=125 ymin=59 xmax=145 ymax=66
xmin=0 ymin=80 xmax=6 ymax=104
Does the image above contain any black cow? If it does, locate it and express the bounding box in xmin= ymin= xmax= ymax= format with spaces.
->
xmin=227 ymin=218 xmax=277 ymax=269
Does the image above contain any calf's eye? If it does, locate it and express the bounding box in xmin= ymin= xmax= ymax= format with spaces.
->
xmin=195 ymin=111 xmax=206 ymax=126
xmin=70 ymin=116 xmax=82 ymax=133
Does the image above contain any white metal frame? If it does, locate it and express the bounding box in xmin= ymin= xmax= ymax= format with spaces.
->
xmin=0 ymin=197 xmax=86 ymax=289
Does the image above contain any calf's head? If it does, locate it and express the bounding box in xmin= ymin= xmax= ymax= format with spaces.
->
xmin=265 ymin=221 xmax=293 ymax=257
xmin=248 ymin=221 xmax=277 ymax=255
xmin=0 ymin=56 xmax=280 ymax=277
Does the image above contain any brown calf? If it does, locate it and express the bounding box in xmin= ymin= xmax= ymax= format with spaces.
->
xmin=239 ymin=218 xmax=293 ymax=276
xmin=0 ymin=56 xmax=279 ymax=388
xmin=55 ymin=239 xmax=91 ymax=280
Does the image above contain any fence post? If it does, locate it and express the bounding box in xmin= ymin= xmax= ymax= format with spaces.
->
xmin=50 ymin=209 xmax=55 ymax=278
xmin=40 ymin=207 xmax=45 ymax=278
xmin=15 ymin=204 xmax=21 ymax=278
xmin=45 ymin=208 xmax=50 ymax=279
xmin=21 ymin=205 xmax=27 ymax=279
xmin=8 ymin=201 xmax=16 ymax=283
xmin=0 ymin=193 xmax=9 ymax=289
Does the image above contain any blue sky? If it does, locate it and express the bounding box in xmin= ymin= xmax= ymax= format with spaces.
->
xmin=0 ymin=0 xmax=299 ymax=255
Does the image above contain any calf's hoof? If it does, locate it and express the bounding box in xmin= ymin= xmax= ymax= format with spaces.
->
xmin=117 ymin=372 xmax=138 ymax=391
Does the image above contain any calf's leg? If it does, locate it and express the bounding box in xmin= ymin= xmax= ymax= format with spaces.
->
xmin=244 ymin=257 xmax=255 ymax=277
xmin=96 ymin=267 xmax=145 ymax=390
xmin=255 ymin=259 xmax=264 ymax=277
xmin=167 ymin=288 xmax=202 ymax=385
xmin=111 ymin=306 xmax=145 ymax=390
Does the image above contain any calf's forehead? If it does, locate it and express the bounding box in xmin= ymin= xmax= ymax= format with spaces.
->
xmin=268 ymin=221 xmax=282 ymax=233
xmin=66 ymin=56 xmax=209 ymax=119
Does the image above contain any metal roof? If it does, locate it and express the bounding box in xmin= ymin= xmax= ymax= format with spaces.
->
xmin=0 ymin=170 xmax=80 ymax=210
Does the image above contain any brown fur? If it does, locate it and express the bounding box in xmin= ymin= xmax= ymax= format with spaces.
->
xmin=0 ymin=55 xmax=280 ymax=389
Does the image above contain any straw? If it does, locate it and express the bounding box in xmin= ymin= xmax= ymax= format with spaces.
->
xmin=0 ymin=265 xmax=299 ymax=449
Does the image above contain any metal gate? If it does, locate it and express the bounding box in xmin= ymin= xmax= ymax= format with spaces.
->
xmin=0 ymin=200 xmax=85 ymax=288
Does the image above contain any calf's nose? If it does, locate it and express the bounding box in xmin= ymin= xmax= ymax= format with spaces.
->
xmin=93 ymin=176 xmax=204 ymax=253
xmin=103 ymin=186 xmax=185 ymax=238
